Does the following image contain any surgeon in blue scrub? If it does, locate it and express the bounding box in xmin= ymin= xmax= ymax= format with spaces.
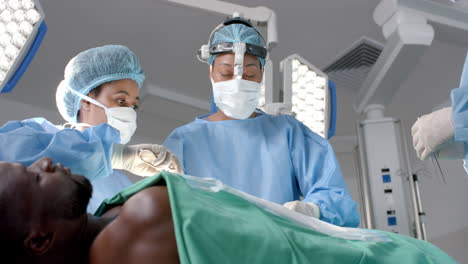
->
xmin=163 ymin=18 xmax=359 ymax=227
xmin=0 ymin=45 xmax=181 ymax=213
xmin=412 ymin=51 xmax=468 ymax=174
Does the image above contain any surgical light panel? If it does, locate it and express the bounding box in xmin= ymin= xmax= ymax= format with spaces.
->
xmin=281 ymin=54 xmax=332 ymax=138
xmin=0 ymin=0 xmax=46 ymax=93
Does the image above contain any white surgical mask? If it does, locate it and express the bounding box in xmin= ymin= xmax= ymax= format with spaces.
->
xmin=102 ymin=106 xmax=137 ymax=144
xmin=69 ymin=90 xmax=137 ymax=144
xmin=212 ymin=78 xmax=261 ymax=120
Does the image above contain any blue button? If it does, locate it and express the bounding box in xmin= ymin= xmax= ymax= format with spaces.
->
xmin=382 ymin=174 xmax=392 ymax=183
xmin=388 ymin=217 xmax=397 ymax=226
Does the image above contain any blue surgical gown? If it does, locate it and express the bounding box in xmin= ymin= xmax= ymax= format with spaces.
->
xmin=451 ymin=52 xmax=468 ymax=173
xmin=163 ymin=112 xmax=360 ymax=227
xmin=0 ymin=117 xmax=132 ymax=213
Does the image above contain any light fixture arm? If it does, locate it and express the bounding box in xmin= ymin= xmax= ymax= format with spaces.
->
xmin=165 ymin=0 xmax=278 ymax=51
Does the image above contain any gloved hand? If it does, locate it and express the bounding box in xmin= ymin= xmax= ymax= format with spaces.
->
xmin=111 ymin=144 xmax=182 ymax=177
xmin=436 ymin=141 xmax=465 ymax=160
xmin=283 ymin=201 xmax=320 ymax=219
xmin=412 ymin=107 xmax=455 ymax=160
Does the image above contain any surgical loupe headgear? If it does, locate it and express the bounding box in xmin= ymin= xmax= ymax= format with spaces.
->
xmin=198 ymin=17 xmax=267 ymax=79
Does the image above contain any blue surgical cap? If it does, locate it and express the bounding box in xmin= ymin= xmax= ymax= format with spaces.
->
xmin=56 ymin=45 xmax=145 ymax=123
xmin=208 ymin=24 xmax=266 ymax=67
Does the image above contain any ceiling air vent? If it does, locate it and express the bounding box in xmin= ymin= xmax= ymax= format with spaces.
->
xmin=323 ymin=37 xmax=383 ymax=91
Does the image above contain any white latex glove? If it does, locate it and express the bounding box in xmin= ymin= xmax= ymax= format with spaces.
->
xmin=412 ymin=107 xmax=455 ymax=160
xmin=436 ymin=141 xmax=465 ymax=160
xmin=283 ymin=201 xmax=320 ymax=219
xmin=111 ymin=144 xmax=182 ymax=177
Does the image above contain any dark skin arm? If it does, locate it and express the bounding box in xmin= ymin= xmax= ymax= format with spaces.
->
xmin=89 ymin=186 xmax=179 ymax=264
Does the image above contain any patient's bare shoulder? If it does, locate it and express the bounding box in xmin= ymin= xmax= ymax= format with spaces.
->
xmin=89 ymin=186 xmax=179 ymax=264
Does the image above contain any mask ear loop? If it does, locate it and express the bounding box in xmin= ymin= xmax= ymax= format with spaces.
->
xmin=68 ymin=88 xmax=108 ymax=110
xmin=67 ymin=88 xmax=110 ymax=128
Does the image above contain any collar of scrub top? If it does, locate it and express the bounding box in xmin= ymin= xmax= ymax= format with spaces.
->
xmin=201 ymin=108 xmax=265 ymax=120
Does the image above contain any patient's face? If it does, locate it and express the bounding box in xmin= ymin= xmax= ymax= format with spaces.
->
xmin=0 ymin=157 xmax=92 ymax=221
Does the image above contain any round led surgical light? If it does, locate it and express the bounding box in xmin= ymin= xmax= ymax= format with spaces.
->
xmin=19 ymin=20 xmax=33 ymax=35
xmin=26 ymin=8 xmax=39 ymax=23
xmin=13 ymin=9 xmax=25 ymax=22
xmin=8 ymin=0 xmax=21 ymax=10
xmin=21 ymin=0 xmax=34 ymax=10
xmin=12 ymin=32 xmax=26 ymax=47
xmin=5 ymin=44 xmax=19 ymax=58
xmin=1 ymin=9 xmax=13 ymax=22
xmin=0 ymin=56 xmax=10 ymax=71
xmin=0 ymin=0 xmax=47 ymax=93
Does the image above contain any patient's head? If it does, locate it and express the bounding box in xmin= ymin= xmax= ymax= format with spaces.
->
xmin=0 ymin=157 xmax=92 ymax=263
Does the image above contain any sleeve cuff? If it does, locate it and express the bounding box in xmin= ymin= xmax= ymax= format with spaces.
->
xmin=306 ymin=202 xmax=321 ymax=219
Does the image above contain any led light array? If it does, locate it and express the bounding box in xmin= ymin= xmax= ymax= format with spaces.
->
xmin=0 ymin=0 xmax=42 ymax=84
xmin=291 ymin=58 xmax=328 ymax=137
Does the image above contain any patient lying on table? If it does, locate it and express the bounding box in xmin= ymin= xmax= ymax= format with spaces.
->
xmin=0 ymin=157 xmax=456 ymax=264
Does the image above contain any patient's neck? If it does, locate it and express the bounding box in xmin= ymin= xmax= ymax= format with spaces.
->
xmin=39 ymin=215 xmax=113 ymax=264
xmin=81 ymin=214 xmax=114 ymax=245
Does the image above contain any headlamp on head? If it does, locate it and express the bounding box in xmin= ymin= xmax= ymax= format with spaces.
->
xmin=208 ymin=42 xmax=267 ymax=59
xmin=198 ymin=16 xmax=267 ymax=76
